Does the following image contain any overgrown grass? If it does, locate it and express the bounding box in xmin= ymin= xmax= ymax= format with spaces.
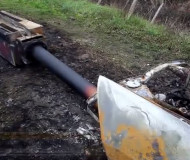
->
xmin=1 ymin=0 xmax=190 ymax=68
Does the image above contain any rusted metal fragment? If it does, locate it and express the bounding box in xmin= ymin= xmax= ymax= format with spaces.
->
xmin=0 ymin=11 xmax=43 ymax=35
xmin=98 ymin=76 xmax=190 ymax=160
xmin=0 ymin=11 xmax=44 ymax=66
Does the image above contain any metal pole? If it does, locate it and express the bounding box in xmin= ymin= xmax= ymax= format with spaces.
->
xmin=31 ymin=45 xmax=97 ymax=99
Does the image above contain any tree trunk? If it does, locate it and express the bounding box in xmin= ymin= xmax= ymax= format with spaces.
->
xmin=127 ymin=0 xmax=138 ymax=19
xmin=97 ymin=0 xmax=102 ymax=5
xmin=151 ymin=2 xmax=164 ymax=23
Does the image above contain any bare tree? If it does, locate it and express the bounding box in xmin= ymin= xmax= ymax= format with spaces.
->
xmin=151 ymin=2 xmax=164 ymax=23
xmin=127 ymin=0 xmax=138 ymax=19
xmin=123 ymin=0 xmax=130 ymax=10
xmin=97 ymin=0 xmax=102 ymax=5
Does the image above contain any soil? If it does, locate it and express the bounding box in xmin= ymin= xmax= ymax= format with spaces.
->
xmin=147 ymin=67 xmax=190 ymax=119
xmin=0 ymin=24 xmax=131 ymax=160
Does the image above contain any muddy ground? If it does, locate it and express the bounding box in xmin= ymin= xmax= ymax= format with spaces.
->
xmin=147 ymin=67 xmax=190 ymax=118
xmin=0 ymin=24 xmax=131 ymax=160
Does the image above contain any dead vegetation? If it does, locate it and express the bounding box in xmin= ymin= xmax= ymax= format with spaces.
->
xmin=93 ymin=0 xmax=190 ymax=30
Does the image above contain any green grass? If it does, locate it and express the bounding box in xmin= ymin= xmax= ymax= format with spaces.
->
xmin=1 ymin=0 xmax=190 ymax=71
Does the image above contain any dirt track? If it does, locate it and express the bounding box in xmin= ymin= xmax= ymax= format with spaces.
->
xmin=0 ymin=24 xmax=131 ymax=160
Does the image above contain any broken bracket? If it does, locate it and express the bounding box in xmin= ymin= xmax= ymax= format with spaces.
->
xmin=86 ymin=94 xmax=99 ymax=122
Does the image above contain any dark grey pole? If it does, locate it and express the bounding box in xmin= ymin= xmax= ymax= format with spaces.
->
xmin=31 ymin=45 xmax=96 ymax=99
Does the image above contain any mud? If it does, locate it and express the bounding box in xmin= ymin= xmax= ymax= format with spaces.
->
xmin=0 ymin=24 xmax=131 ymax=160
